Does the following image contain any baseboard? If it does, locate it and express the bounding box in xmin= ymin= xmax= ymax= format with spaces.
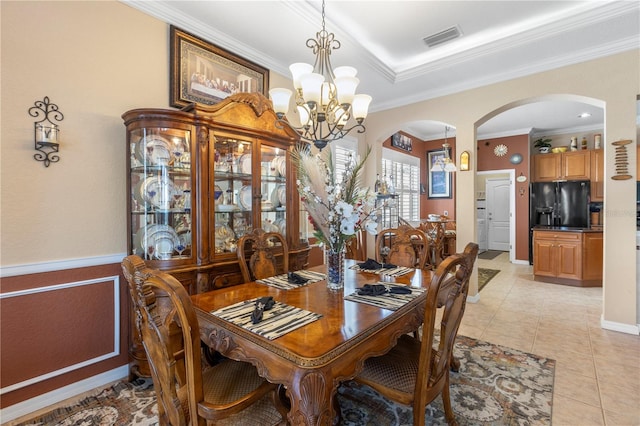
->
xmin=467 ymin=293 xmax=480 ymax=303
xmin=512 ymin=259 xmax=529 ymax=265
xmin=0 ymin=365 xmax=130 ymax=423
xmin=600 ymin=315 xmax=640 ymax=335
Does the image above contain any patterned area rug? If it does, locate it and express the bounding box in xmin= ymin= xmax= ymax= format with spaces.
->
xmin=16 ymin=336 xmax=554 ymax=426
xmin=478 ymin=267 xmax=501 ymax=291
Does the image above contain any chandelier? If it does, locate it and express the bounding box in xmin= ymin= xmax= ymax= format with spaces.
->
xmin=269 ymin=0 xmax=372 ymax=150
xmin=430 ymin=126 xmax=457 ymax=172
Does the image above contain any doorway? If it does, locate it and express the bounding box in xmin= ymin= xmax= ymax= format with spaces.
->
xmin=477 ymin=170 xmax=515 ymax=262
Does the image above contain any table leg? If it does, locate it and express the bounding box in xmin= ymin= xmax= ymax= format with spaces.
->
xmin=285 ymin=371 xmax=337 ymax=426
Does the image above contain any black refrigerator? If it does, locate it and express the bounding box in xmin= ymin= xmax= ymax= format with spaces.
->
xmin=529 ymin=180 xmax=590 ymax=263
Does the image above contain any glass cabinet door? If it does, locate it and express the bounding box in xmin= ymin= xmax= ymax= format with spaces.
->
xmin=212 ymin=136 xmax=253 ymax=254
xmin=129 ymin=127 xmax=192 ymax=261
xmin=260 ymin=145 xmax=287 ymax=237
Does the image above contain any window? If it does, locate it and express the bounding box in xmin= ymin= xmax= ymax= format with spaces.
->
xmin=382 ymin=148 xmax=420 ymax=222
xmin=331 ymin=139 xmax=357 ymax=184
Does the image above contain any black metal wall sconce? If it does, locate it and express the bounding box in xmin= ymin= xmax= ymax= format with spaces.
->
xmin=29 ymin=96 xmax=63 ymax=167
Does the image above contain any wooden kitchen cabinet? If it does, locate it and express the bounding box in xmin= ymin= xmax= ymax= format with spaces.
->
xmin=532 ymin=150 xmax=591 ymax=182
xmin=533 ymin=229 xmax=602 ymax=286
xmin=582 ymin=232 xmax=603 ymax=282
xmin=533 ymin=230 xmax=582 ymax=280
xmin=590 ymin=149 xmax=604 ymax=201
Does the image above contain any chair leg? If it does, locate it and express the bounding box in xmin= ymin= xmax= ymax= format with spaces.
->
xmin=273 ymin=384 xmax=290 ymax=424
xmin=441 ymin=373 xmax=458 ymax=426
xmin=450 ymin=353 xmax=460 ymax=372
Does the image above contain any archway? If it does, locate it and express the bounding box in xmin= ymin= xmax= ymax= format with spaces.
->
xmin=474 ymin=94 xmax=605 ymax=268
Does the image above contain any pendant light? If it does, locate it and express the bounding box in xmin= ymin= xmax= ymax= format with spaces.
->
xmin=430 ymin=126 xmax=457 ymax=172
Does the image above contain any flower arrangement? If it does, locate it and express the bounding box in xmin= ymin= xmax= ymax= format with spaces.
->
xmin=292 ymin=144 xmax=379 ymax=254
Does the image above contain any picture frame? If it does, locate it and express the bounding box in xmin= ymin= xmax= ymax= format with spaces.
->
xmin=170 ymin=26 xmax=269 ymax=109
xmin=391 ymin=132 xmax=413 ymax=152
xmin=427 ymin=149 xmax=452 ymax=198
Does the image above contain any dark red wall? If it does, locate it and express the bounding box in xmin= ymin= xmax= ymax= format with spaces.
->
xmin=477 ymin=134 xmax=530 ymax=261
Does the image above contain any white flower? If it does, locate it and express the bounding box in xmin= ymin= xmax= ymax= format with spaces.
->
xmin=364 ymin=220 xmax=379 ymax=235
xmin=340 ymin=220 xmax=355 ymax=235
xmin=335 ymin=201 xmax=353 ymax=218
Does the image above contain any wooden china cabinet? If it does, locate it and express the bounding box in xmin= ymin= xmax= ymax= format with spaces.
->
xmin=122 ymin=93 xmax=310 ymax=375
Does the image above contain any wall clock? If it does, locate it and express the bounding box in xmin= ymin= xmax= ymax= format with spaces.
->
xmin=493 ymin=144 xmax=508 ymax=157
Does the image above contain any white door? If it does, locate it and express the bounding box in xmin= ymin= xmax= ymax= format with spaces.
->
xmin=486 ymin=178 xmax=510 ymax=251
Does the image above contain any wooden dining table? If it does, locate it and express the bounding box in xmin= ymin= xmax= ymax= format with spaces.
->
xmin=191 ymin=260 xmax=432 ymax=426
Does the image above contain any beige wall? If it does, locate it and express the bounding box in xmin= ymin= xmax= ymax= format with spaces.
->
xmin=1 ymin=1 xmax=168 ymax=265
xmin=1 ymin=2 xmax=638 ymax=330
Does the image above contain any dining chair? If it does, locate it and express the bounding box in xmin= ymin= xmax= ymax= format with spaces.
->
xmin=418 ymin=221 xmax=446 ymax=268
xmin=345 ymin=230 xmax=366 ymax=261
xmin=375 ymin=224 xmax=429 ymax=269
xmin=237 ymin=228 xmax=289 ymax=282
xmin=353 ymin=242 xmax=479 ymax=426
xmin=121 ymin=255 xmax=286 ymax=426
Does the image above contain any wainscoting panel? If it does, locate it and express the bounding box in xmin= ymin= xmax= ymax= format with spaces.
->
xmin=0 ymin=257 xmax=130 ymax=411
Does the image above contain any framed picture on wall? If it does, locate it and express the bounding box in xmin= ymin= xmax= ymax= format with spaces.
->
xmin=170 ymin=26 xmax=269 ymax=109
xmin=391 ymin=132 xmax=413 ymax=152
xmin=427 ymin=149 xmax=452 ymax=198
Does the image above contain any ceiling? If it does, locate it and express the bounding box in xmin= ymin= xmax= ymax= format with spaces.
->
xmin=124 ymin=0 xmax=639 ymax=140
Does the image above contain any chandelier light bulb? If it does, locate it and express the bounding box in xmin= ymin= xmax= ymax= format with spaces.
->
xmin=289 ymin=63 xmax=314 ymax=90
xmin=335 ymin=76 xmax=359 ymax=105
xmin=333 ymin=66 xmax=357 ymax=78
xmin=351 ymin=94 xmax=372 ymax=121
xmin=268 ymin=88 xmax=292 ymax=117
xmin=297 ymin=105 xmax=311 ymax=128
xmin=300 ymin=73 xmax=324 ymax=105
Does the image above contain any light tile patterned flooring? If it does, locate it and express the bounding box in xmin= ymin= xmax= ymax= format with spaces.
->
xmin=468 ymin=251 xmax=640 ymax=425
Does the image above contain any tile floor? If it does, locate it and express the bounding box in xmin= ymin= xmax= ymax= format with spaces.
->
xmin=467 ymin=251 xmax=640 ymax=426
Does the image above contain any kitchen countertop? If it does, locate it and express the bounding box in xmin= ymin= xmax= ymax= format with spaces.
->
xmin=532 ymin=225 xmax=603 ymax=233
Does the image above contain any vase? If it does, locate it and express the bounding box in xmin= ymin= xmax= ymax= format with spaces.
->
xmin=325 ymin=248 xmax=345 ymax=291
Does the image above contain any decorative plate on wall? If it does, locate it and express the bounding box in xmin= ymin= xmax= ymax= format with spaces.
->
xmin=509 ymin=153 xmax=523 ymax=164
xmin=493 ymin=144 xmax=508 ymax=157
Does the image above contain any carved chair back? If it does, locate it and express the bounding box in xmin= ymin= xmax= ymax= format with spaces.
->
xmin=121 ymin=255 xmax=284 ymax=425
xmin=122 ymin=255 xmax=203 ymax=425
xmin=353 ymin=242 xmax=478 ymax=426
xmin=375 ymin=224 xmax=429 ymax=269
xmin=345 ymin=230 xmax=366 ymax=261
xmin=237 ymin=228 xmax=289 ymax=282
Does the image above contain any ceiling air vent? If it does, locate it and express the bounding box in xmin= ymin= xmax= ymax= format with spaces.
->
xmin=423 ymin=25 xmax=462 ymax=48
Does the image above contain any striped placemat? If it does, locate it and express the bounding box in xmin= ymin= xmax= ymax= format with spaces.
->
xmin=211 ymin=298 xmax=322 ymax=340
xmin=349 ymin=264 xmax=414 ymax=277
xmin=345 ymin=283 xmax=426 ymax=311
xmin=256 ymin=270 xmax=326 ymax=290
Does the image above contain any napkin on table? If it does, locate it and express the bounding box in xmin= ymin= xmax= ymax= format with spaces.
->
xmin=357 ymin=258 xmax=397 ymax=270
xmin=251 ymin=296 xmax=276 ymax=324
xmin=287 ymin=272 xmax=309 ymax=285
